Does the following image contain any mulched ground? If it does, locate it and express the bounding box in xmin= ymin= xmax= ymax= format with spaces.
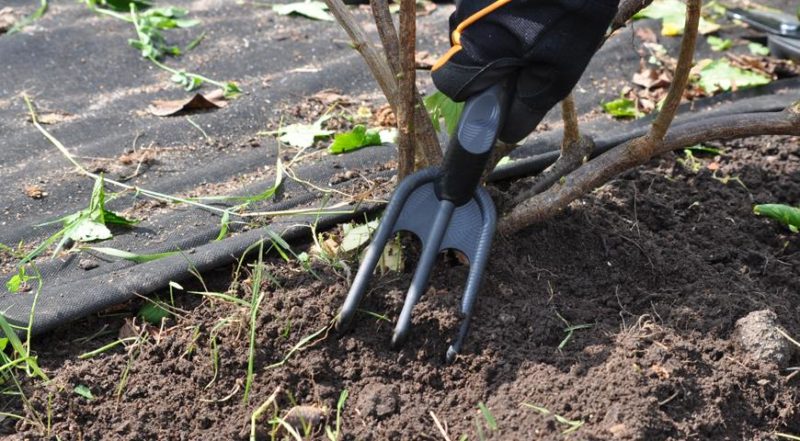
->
xmin=6 ymin=133 xmax=799 ymax=440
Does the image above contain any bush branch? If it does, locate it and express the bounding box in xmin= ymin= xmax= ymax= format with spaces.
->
xmin=500 ymin=109 xmax=800 ymax=234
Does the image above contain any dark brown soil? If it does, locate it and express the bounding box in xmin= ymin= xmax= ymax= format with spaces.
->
xmin=8 ymin=134 xmax=800 ymax=440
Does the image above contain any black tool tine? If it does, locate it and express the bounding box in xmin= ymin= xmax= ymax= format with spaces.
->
xmin=337 ymin=170 xmax=438 ymax=332
xmin=391 ymin=199 xmax=456 ymax=348
xmin=446 ymin=189 xmax=496 ymax=363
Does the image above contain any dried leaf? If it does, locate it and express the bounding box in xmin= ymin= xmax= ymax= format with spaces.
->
xmin=147 ymin=90 xmax=228 ymax=116
xmin=311 ymin=89 xmax=350 ymax=105
xmin=0 ymin=7 xmax=17 ymax=34
xmin=23 ymin=184 xmax=47 ymax=199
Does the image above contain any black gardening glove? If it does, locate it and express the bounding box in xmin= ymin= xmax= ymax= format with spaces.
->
xmin=432 ymin=0 xmax=620 ymax=143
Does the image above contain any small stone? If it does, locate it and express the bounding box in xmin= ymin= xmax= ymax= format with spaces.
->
xmin=79 ymin=259 xmax=99 ymax=270
xmin=734 ymin=310 xmax=794 ymax=367
xmin=355 ymin=383 xmax=399 ymax=419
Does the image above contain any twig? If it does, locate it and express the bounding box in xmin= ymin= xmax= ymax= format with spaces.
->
xmin=430 ymin=411 xmax=452 ymax=441
xmin=647 ymin=0 xmax=700 ymax=145
xmin=323 ymin=0 xmax=397 ymax=103
xmin=501 ymin=0 xmax=704 ymax=233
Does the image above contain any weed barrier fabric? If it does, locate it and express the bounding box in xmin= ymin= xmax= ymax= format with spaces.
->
xmin=1 ymin=0 xmax=798 ymax=335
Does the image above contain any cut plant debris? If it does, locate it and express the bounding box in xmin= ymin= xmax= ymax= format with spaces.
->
xmin=521 ymin=403 xmax=585 ymax=435
xmin=138 ymin=301 xmax=171 ymax=324
xmin=260 ymin=115 xmax=334 ymax=148
xmin=85 ymin=1 xmax=240 ymax=97
xmin=633 ymin=0 xmax=720 ymax=36
xmin=16 ymin=175 xmax=137 ymax=273
xmin=694 ymin=58 xmax=772 ymax=94
xmin=5 ymin=0 xmax=48 ymax=35
xmin=273 ymin=1 xmax=333 ymax=21
xmin=754 ymin=204 xmax=800 ymax=233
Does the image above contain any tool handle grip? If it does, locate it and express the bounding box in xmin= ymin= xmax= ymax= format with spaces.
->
xmin=435 ymin=81 xmax=512 ymax=206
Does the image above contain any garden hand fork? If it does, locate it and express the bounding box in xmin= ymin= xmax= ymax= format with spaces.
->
xmin=336 ymin=81 xmax=512 ymax=362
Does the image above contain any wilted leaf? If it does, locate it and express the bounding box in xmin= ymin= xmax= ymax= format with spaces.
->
xmin=69 ymin=219 xmax=112 ymax=242
xmin=707 ymin=35 xmax=732 ymax=52
xmin=148 ymin=90 xmax=228 ymax=116
xmin=424 ymin=91 xmax=464 ymax=136
xmin=602 ymin=97 xmax=642 ymax=118
xmin=88 ymin=247 xmax=178 ymax=263
xmin=634 ymin=0 xmax=720 ymax=36
xmin=747 ymin=42 xmax=770 ymax=56
xmin=328 ymin=125 xmax=383 ymax=154
xmin=377 ymin=238 xmax=403 ymax=274
xmin=262 ymin=115 xmax=333 ymax=148
xmin=138 ymin=301 xmax=171 ymax=324
xmin=74 ymin=384 xmax=94 ymax=400
xmin=340 ymin=220 xmax=379 ymax=253
xmin=273 ymin=1 xmax=333 ymax=21
xmin=754 ymin=204 xmax=800 ymax=233
xmin=695 ymin=58 xmax=771 ymax=94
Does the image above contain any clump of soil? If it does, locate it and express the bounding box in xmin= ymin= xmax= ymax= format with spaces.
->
xmin=8 ymin=134 xmax=800 ymax=440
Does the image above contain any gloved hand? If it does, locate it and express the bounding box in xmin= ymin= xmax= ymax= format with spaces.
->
xmin=432 ymin=0 xmax=620 ymax=143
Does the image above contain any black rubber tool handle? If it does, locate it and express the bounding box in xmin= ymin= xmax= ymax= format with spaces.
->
xmin=435 ymin=81 xmax=513 ymax=206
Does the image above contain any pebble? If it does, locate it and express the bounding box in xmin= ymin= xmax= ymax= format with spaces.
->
xmin=79 ymin=259 xmax=99 ymax=270
xmin=734 ymin=310 xmax=795 ymax=367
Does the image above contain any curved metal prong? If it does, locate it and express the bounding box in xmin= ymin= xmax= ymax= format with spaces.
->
xmin=391 ymin=199 xmax=455 ymax=348
xmin=446 ymin=188 xmax=497 ymax=363
xmin=337 ymin=168 xmax=440 ymax=333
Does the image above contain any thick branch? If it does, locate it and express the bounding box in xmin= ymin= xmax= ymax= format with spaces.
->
xmin=396 ymin=0 xmax=416 ymax=179
xmin=499 ymin=110 xmax=800 ymax=234
xmin=511 ymin=93 xmax=591 ymax=204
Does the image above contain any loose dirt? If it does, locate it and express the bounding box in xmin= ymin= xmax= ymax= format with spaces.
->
xmin=6 ymin=134 xmax=800 ymax=440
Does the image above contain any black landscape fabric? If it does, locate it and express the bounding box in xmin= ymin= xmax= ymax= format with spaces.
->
xmin=1 ymin=0 xmax=798 ymax=334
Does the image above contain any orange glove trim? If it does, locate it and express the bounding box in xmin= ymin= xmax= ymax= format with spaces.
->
xmin=431 ymin=0 xmax=513 ymax=72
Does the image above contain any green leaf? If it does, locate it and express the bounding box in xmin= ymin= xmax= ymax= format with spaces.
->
xmin=263 ymin=115 xmax=334 ymax=148
xmin=328 ymin=125 xmax=383 ymax=154
xmin=88 ymin=247 xmax=178 ymax=263
xmin=424 ymin=91 xmax=464 ymax=136
xmin=5 ymin=267 xmax=31 ymax=293
xmin=273 ymin=1 xmax=334 ymax=21
xmin=747 ymin=42 xmax=770 ymax=56
xmin=695 ymin=58 xmax=771 ymax=94
xmin=634 ymin=0 xmax=720 ymax=36
xmin=99 ymin=0 xmax=153 ymax=12
xmin=602 ymin=97 xmax=642 ymax=119
xmin=685 ymin=144 xmax=722 ymax=155
xmin=74 ymin=384 xmax=94 ymax=400
xmin=223 ymin=82 xmax=242 ymax=99
xmin=477 ymin=403 xmax=497 ymax=431
xmin=138 ymin=301 xmax=171 ymax=324
xmin=707 ymin=35 xmax=732 ymax=52
xmin=754 ymin=204 xmax=800 ymax=233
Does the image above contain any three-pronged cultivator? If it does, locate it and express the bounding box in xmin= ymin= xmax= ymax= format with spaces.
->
xmin=336 ymin=82 xmax=512 ymax=362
